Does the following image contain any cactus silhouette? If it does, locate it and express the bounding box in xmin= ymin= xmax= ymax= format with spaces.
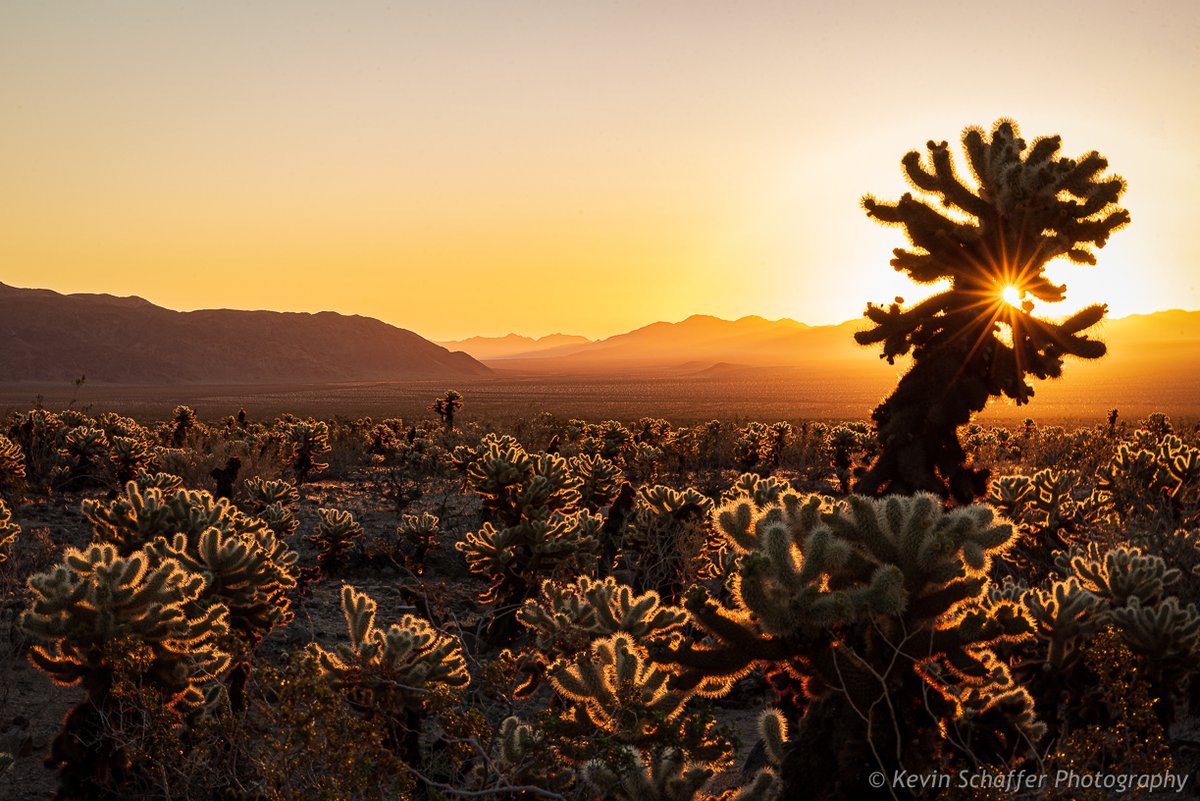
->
xmin=429 ymin=388 xmax=463 ymax=432
xmin=854 ymin=120 xmax=1128 ymax=501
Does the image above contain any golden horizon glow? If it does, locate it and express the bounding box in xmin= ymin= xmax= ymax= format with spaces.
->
xmin=2 ymin=3 xmax=1198 ymax=341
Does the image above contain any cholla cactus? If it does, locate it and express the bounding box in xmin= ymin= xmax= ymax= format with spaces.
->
xmin=1067 ymin=544 xmax=1179 ymax=607
xmin=396 ymin=511 xmax=441 ymax=571
xmin=571 ymin=453 xmax=625 ymax=511
xmin=855 ymin=121 xmax=1127 ymax=501
xmin=83 ymin=482 xmax=272 ymax=555
xmin=492 ymin=716 xmax=576 ymax=793
xmin=621 ymin=485 xmax=715 ymax=596
xmin=547 ymin=632 xmax=736 ymax=785
xmin=108 ymin=435 xmax=155 ymax=485
xmin=578 ymin=420 xmax=636 ymax=463
xmin=824 ymin=424 xmax=874 ymax=495
xmin=20 ymin=544 xmax=231 ymax=798
xmin=58 ymin=426 xmax=109 ymax=487
xmin=0 ymin=499 xmax=18 ymax=566
xmin=456 ymin=435 xmax=602 ymax=639
xmin=150 ymin=526 xmax=297 ymax=642
xmin=83 ymin=483 xmax=298 ymax=644
xmin=286 ymin=419 xmax=331 ymax=483
xmin=989 ymin=469 xmax=1111 ymax=577
xmin=0 ymin=434 xmax=26 ymax=497
xmin=243 ymin=476 xmax=300 ymax=537
xmin=519 ymin=576 xmax=688 ymax=650
xmin=1022 ymin=545 xmax=1200 ymax=685
xmin=514 ymin=577 xmax=687 ymax=694
xmin=551 ymin=634 xmax=692 ymax=737
xmin=733 ymin=422 xmax=792 ymax=475
xmin=1099 ymin=433 xmax=1200 ymax=528
xmin=169 ymin=405 xmax=197 ymax=447
xmin=311 ymin=585 xmax=468 ymax=759
xmin=1004 ymin=542 xmax=1200 ymax=740
xmin=582 ymin=748 xmax=714 ymax=801
xmin=581 ymin=719 xmax=782 ymax=801
xmin=656 ymin=490 xmax=1035 ymax=799
xmin=21 ymin=543 xmax=230 ymax=701
xmin=309 ymin=507 xmax=363 ymax=572
xmin=429 ymin=389 xmax=464 ymax=432
xmin=719 ymin=473 xmax=793 ymax=508
xmin=462 ymin=434 xmax=582 ymax=525
xmin=458 ymin=510 xmax=601 ymax=607
xmin=130 ymin=469 xmax=183 ymax=492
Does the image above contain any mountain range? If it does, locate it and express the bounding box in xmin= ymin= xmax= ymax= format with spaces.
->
xmin=0 ymin=282 xmax=489 ymax=384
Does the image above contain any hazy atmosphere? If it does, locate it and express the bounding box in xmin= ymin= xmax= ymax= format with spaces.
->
xmin=4 ymin=1 xmax=1199 ymax=339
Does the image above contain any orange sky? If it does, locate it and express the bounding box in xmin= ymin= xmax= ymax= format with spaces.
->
xmin=2 ymin=2 xmax=1198 ymax=340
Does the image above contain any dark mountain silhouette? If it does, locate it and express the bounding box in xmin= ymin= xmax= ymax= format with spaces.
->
xmin=0 ymin=282 xmax=489 ymax=384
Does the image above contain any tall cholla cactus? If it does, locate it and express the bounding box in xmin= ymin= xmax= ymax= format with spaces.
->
xmin=655 ymin=490 xmax=1036 ymax=801
xmin=20 ymin=544 xmax=231 ymax=799
xmin=310 ymin=585 xmax=468 ymax=760
xmin=169 ymin=405 xmax=197 ymax=447
xmin=429 ymin=389 xmax=464 ymax=432
xmin=855 ymin=120 xmax=1128 ymax=502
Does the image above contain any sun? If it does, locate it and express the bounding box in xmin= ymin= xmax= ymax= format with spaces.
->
xmin=1000 ymin=285 xmax=1022 ymax=308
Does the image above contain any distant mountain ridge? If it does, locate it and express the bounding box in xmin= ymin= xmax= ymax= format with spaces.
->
xmin=466 ymin=309 xmax=1200 ymax=394
xmin=0 ymin=282 xmax=489 ymax=384
xmin=436 ymin=332 xmax=591 ymax=360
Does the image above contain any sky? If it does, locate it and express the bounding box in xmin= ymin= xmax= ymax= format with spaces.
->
xmin=2 ymin=1 xmax=1199 ymax=340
